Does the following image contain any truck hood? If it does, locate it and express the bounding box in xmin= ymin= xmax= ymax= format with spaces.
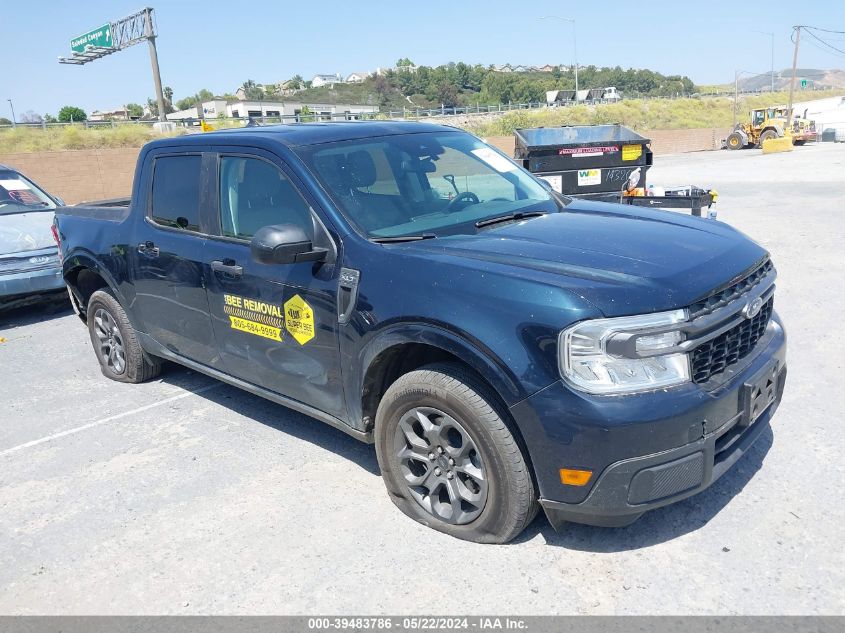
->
xmin=406 ymin=201 xmax=769 ymax=317
xmin=0 ymin=211 xmax=57 ymax=255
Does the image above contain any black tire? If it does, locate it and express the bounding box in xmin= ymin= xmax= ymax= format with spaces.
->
xmin=86 ymin=288 xmax=161 ymax=383
xmin=759 ymin=129 xmax=778 ymax=145
xmin=726 ymin=132 xmax=745 ymax=150
xmin=793 ymin=139 xmax=806 ymax=146
xmin=375 ymin=362 xmax=538 ymax=544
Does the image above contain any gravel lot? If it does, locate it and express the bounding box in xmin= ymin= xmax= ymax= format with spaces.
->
xmin=1 ymin=142 xmax=843 ymax=615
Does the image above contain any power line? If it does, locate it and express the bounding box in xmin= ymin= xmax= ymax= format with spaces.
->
xmin=804 ymin=29 xmax=845 ymax=57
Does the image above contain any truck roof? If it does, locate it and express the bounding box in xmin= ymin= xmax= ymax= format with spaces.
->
xmin=148 ymin=121 xmax=461 ymax=150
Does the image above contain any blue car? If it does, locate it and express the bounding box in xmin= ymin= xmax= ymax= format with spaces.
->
xmin=0 ymin=165 xmax=65 ymax=309
xmin=54 ymin=122 xmax=786 ymax=543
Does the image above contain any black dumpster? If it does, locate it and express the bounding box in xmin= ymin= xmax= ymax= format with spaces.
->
xmin=514 ymin=125 xmax=653 ymax=200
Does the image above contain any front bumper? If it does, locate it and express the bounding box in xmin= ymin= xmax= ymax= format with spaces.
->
xmin=0 ymin=265 xmax=65 ymax=306
xmin=510 ymin=314 xmax=786 ymax=528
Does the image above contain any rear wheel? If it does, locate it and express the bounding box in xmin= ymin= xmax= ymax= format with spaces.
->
xmin=87 ymin=289 xmax=161 ymax=383
xmin=726 ymin=132 xmax=745 ymax=150
xmin=793 ymin=139 xmax=806 ymax=146
xmin=375 ymin=362 xmax=538 ymax=543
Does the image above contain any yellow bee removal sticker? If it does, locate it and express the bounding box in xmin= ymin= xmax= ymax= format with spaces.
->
xmin=223 ymin=294 xmax=284 ymax=342
xmin=284 ymin=294 xmax=315 ymax=345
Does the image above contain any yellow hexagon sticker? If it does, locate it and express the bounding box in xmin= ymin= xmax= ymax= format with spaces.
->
xmin=284 ymin=294 xmax=315 ymax=345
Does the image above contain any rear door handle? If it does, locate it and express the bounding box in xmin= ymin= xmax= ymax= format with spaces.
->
xmin=210 ymin=259 xmax=243 ymax=279
xmin=137 ymin=241 xmax=159 ymax=257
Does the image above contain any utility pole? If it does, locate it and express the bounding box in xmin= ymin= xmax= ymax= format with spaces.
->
xmin=144 ymin=10 xmax=166 ymax=122
xmin=6 ymin=99 xmax=15 ymax=127
xmin=787 ymin=26 xmax=801 ymax=130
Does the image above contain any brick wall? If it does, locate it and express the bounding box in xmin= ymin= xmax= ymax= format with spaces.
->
xmin=0 ymin=148 xmax=140 ymax=205
xmin=0 ymin=127 xmax=731 ymax=205
xmin=486 ymin=127 xmax=732 ymax=158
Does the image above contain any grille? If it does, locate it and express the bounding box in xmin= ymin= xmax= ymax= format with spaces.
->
xmin=691 ymin=297 xmax=773 ymax=383
xmin=689 ymin=259 xmax=773 ymax=319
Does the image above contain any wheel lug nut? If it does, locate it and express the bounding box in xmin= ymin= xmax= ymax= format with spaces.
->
xmin=437 ymin=446 xmax=444 ymax=454
xmin=448 ymin=458 xmax=455 ymax=466
xmin=447 ymin=471 xmax=454 ymax=480
xmin=434 ymin=468 xmax=442 ymax=476
xmin=428 ymin=452 xmax=435 ymax=461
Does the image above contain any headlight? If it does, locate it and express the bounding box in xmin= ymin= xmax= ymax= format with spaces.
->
xmin=559 ymin=309 xmax=690 ymax=395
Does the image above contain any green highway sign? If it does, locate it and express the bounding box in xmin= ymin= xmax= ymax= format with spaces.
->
xmin=70 ymin=24 xmax=113 ymax=53
xmin=801 ymin=79 xmax=808 ymax=88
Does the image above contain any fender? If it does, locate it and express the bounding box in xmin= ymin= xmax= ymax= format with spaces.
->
xmin=344 ymin=321 xmax=533 ymax=432
xmin=62 ymin=248 xmax=130 ymax=321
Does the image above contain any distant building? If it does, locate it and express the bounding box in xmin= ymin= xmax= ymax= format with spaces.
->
xmin=494 ymin=64 xmax=513 ymax=73
xmin=311 ymin=73 xmax=344 ymax=88
xmin=276 ymin=80 xmax=301 ymax=96
xmin=166 ymin=99 xmax=378 ymax=123
xmin=89 ymin=108 xmax=130 ymax=121
xmin=538 ymin=64 xmax=559 ymax=73
xmin=346 ymin=72 xmax=367 ymax=83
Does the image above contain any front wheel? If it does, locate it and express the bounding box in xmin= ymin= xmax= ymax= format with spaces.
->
xmin=726 ymin=132 xmax=745 ymax=150
xmin=375 ymin=363 xmax=538 ymax=543
xmin=87 ymin=289 xmax=161 ymax=383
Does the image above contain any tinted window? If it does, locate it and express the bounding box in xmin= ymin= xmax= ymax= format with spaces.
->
xmin=151 ymin=155 xmax=202 ymax=231
xmin=219 ymin=156 xmax=313 ymax=240
xmin=300 ymin=131 xmax=554 ymax=238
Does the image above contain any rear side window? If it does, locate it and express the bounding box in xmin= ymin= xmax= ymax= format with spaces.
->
xmin=151 ymin=155 xmax=202 ymax=231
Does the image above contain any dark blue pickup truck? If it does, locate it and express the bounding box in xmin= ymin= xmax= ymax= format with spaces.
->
xmin=54 ymin=122 xmax=786 ymax=543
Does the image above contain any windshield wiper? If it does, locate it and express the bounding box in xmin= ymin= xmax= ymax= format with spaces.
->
xmin=371 ymin=234 xmax=437 ymax=244
xmin=475 ymin=211 xmax=547 ymax=229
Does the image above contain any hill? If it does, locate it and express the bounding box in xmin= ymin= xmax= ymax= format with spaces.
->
xmin=737 ymin=68 xmax=845 ymax=91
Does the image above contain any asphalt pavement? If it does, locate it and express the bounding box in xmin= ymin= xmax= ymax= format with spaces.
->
xmin=1 ymin=142 xmax=843 ymax=615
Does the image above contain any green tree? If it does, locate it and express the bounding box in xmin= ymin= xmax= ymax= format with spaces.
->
xmin=241 ymin=79 xmax=264 ymax=100
xmin=126 ymin=103 xmax=144 ymax=118
xmin=44 ymin=114 xmax=57 ymax=123
xmin=0 ymin=117 xmax=11 ymax=125
xmin=57 ymin=106 xmax=87 ymax=122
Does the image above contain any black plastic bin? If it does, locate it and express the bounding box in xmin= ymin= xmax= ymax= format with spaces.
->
xmin=514 ymin=125 xmax=653 ymax=198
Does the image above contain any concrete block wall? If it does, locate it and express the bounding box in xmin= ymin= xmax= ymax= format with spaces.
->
xmin=485 ymin=127 xmax=732 ymax=159
xmin=0 ymin=148 xmax=141 ymax=205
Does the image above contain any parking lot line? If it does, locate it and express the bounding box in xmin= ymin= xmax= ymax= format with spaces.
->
xmin=0 ymin=383 xmax=219 ymax=456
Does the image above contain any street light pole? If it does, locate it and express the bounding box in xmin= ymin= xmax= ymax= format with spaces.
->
xmin=6 ymin=99 xmax=15 ymax=127
xmin=540 ymin=16 xmax=578 ymax=95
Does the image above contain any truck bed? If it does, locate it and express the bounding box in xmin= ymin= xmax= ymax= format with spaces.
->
xmin=56 ymin=199 xmax=131 ymax=222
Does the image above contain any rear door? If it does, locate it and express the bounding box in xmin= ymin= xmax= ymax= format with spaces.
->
xmin=130 ymin=151 xmax=220 ymax=367
xmin=203 ymin=149 xmax=347 ymax=419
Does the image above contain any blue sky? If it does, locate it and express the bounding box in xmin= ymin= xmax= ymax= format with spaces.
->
xmin=3 ymin=0 xmax=845 ymax=117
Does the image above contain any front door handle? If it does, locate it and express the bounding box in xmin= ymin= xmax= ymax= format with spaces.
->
xmin=137 ymin=241 xmax=159 ymax=257
xmin=210 ymin=259 xmax=243 ymax=279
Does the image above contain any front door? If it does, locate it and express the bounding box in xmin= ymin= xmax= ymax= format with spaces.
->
xmin=203 ymin=152 xmax=346 ymax=419
xmin=131 ymin=152 xmax=220 ymax=367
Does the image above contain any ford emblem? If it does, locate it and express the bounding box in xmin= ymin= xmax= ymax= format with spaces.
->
xmin=743 ymin=297 xmax=763 ymax=319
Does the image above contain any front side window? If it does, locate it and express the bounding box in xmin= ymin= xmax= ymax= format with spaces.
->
xmin=0 ymin=170 xmax=57 ymax=216
xmin=298 ymin=131 xmax=557 ymax=239
xmin=218 ymin=156 xmax=313 ymax=240
xmin=150 ymin=155 xmax=202 ymax=231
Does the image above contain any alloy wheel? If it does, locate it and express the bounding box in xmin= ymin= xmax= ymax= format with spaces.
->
xmin=93 ymin=308 xmax=126 ymax=374
xmin=393 ymin=406 xmax=488 ymax=524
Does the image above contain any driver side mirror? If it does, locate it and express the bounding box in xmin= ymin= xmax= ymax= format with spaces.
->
xmin=250 ymin=224 xmax=327 ymax=265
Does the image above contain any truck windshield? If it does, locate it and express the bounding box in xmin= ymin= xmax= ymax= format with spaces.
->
xmin=0 ymin=170 xmax=57 ymax=215
xmin=299 ymin=131 xmax=559 ymax=239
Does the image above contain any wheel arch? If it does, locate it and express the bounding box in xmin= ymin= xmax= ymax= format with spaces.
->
xmin=353 ymin=324 xmax=527 ymax=434
xmin=62 ymin=251 xmax=125 ymax=322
